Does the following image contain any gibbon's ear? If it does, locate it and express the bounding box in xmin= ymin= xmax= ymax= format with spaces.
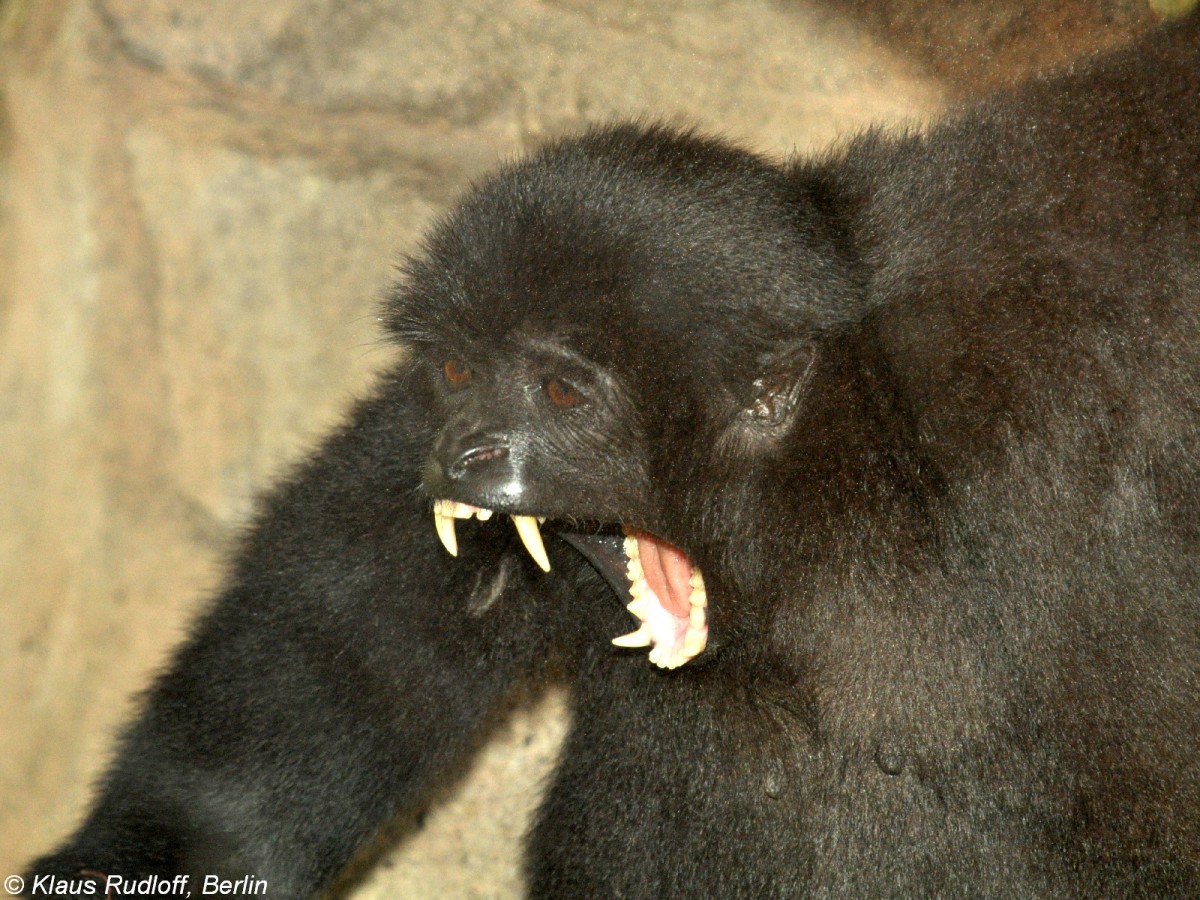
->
xmin=729 ymin=342 xmax=818 ymax=445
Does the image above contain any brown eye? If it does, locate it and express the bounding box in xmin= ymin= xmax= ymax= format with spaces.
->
xmin=443 ymin=358 xmax=471 ymax=386
xmin=545 ymin=377 xmax=584 ymax=409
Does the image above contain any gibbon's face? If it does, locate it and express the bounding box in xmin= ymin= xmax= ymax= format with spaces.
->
xmin=388 ymin=126 xmax=857 ymax=669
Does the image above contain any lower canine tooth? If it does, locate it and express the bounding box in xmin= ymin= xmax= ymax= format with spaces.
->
xmin=612 ymin=625 xmax=653 ymax=648
xmin=512 ymin=515 xmax=551 ymax=572
xmin=434 ymin=506 xmax=458 ymax=557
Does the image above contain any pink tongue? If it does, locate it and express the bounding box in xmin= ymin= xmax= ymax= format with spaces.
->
xmin=635 ymin=532 xmax=694 ymax=619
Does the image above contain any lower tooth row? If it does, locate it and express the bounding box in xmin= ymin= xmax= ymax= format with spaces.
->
xmin=612 ymin=570 xmax=708 ymax=669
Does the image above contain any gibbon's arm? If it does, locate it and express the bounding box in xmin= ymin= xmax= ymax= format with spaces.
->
xmin=25 ymin=368 xmax=596 ymax=896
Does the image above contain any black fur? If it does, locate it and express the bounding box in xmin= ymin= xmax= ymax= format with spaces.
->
xmin=27 ymin=12 xmax=1200 ymax=897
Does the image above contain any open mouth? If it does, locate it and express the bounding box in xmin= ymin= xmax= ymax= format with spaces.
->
xmin=432 ymin=499 xmax=709 ymax=669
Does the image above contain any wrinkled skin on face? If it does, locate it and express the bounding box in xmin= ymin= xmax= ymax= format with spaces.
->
xmin=393 ymin=124 xmax=851 ymax=669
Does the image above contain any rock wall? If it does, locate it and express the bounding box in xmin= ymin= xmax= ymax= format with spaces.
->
xmin=0 ymin=0 xmax=1162 ymax=895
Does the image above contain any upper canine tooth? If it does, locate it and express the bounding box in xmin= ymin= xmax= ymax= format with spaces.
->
xmin=433 ymin=504 xmax=458 ymax=557
xmin=512 ymin=515 xmax=551 ymax=572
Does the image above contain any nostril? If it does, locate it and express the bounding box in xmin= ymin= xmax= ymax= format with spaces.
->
xmin=447 ymin=442 xmax=509 ymax=479
xmin=461 ymin=445 xmax=508 ymax=468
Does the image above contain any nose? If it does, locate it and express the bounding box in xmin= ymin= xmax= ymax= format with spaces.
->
xmin=445 ymin=437 xmax=510 ymax=480
xmin=423 ymin=428 xmax=519 ymax=503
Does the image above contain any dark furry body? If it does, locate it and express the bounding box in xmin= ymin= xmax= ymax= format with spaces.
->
xmin=29 ymin=13 xmax=1200 ymax=898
